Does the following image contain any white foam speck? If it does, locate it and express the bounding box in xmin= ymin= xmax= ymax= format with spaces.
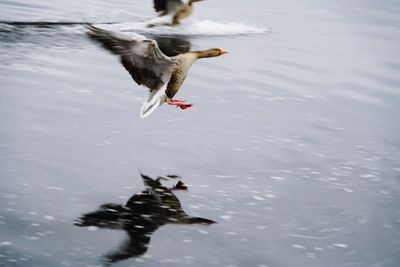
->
xmin=383 ymin=224 xmax=393 ymax=229
xmin=197 ymin=229 xmax=208 ymax=234
xmin=142 ymin=254 xmax=153 ymax=259
xmin=270 ymin=176 xmax=286 ymax=181
xmin=252 ymin=195 xmax=265 ymax=201
xmin=1 ymin=241 xmax=12 ymax=246
xmin=123 ymin=186 xmax=134 ymax=189
xmin=306 ymin=252 xmax=316 ymax=259
xmin=46 ymin=186 xmax=64 ymax=191
xmin=360 ymin=174 xmax=376 ymax=178
xmin=44 ymin=215 xmax=55 ymax=220
xmin=288 ymin=234 xmax=323 ymax=240
xmin=291 ymin=244 xmax=306 ymax=249
xmin=88 ymin=226 xmax=98 ymax=231
xmin=226 ymin=232 xmax=238 ymax=236
xmin=162 ymin=258 xmax=181 ymax=263
xmin=214 ymin=174 xmax=236 ymax=178
xmin=220 ymin=215 xmax=233 ymax=220
xmin=333 ymin=243 xmax=348 ymax=248
xmin=265 ymin=96 xmax=286 ymax=101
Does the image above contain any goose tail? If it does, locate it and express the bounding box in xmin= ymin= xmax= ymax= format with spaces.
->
xmin=140 ymin=89 xmax=167 ymax=118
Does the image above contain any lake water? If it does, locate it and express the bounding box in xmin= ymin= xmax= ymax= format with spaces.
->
xmin=1 ymin=0 xmax=400 ymax=266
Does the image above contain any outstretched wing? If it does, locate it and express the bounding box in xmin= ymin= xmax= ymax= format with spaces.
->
xmin=153 ymin=0 xmax=184 ymax=16
xmin=86 ymin=25 xmax=176 ymax=92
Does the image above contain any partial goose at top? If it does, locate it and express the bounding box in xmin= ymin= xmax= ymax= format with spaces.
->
xmin=86 ymin=25 xmax=227 ymax=118
xmin=149 ymin=0 xmax=205 ymax=26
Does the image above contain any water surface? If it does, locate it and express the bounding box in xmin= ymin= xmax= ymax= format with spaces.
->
xmin=1 ymin=0 xmax=400 ymax=266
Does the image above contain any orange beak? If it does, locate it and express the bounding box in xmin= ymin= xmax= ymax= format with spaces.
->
xmin=220 ymin=49 xmax=228 ymax=55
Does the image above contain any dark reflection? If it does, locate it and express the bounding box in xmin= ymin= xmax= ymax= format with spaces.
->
xmin=0 ymin=21 xmax=116 ymax=27
xmin=75 ymin=173 xmax=216 ymax=266
xmin=0 ymin=23 xmax=85 ymax=52
xmin=0 ymin=21 xmax=86 ymax=28
xmin=152 ymin=35 xmax=191 ymax=56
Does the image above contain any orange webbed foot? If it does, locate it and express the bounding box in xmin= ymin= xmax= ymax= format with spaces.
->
xmin=167 ymin=99 xmax=193 ymax=110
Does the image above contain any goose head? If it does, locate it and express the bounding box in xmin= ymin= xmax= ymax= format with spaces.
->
xmin=195 ymin=48 xmax=228 ymax=58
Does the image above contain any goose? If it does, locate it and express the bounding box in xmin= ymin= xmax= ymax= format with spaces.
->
xmin=151 ymin=0 xmax=205 ymax=26
xmin=86 ymin=25 xmax=227 ymax=118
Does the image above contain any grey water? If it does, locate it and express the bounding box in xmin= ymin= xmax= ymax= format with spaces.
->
xmin=1 ymin=0 xmax=400 ymax=266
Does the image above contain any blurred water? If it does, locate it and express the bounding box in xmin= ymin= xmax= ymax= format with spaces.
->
xmin=1 ymin=0 xmax=400 ymax=267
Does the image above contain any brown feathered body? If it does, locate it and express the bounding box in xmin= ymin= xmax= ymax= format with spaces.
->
xmin=165 ymin=53 xmax=197 ymax=98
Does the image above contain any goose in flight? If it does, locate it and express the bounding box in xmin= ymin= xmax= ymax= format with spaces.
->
xmin=86 ymin=25 xmax=227 ymax=118
xmin=151 ymin=0 xmax=205 ymax=26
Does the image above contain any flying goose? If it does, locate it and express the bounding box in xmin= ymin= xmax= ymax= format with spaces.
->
xmin=152 ymin=0 xmax=205 ymax=26
xmin=86 ymin=25 xmax=227 ymax=118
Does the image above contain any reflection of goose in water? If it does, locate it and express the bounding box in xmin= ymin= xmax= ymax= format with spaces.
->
xmin=149 ymin=0 xmax=206 ymax=26
xmin=87 ymin=25 xmax=227 ymax=118
xmin=153 ymin=35 xmax=191 ymax=57
xmin=75 ymin=173 xmax=216 ymax=266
